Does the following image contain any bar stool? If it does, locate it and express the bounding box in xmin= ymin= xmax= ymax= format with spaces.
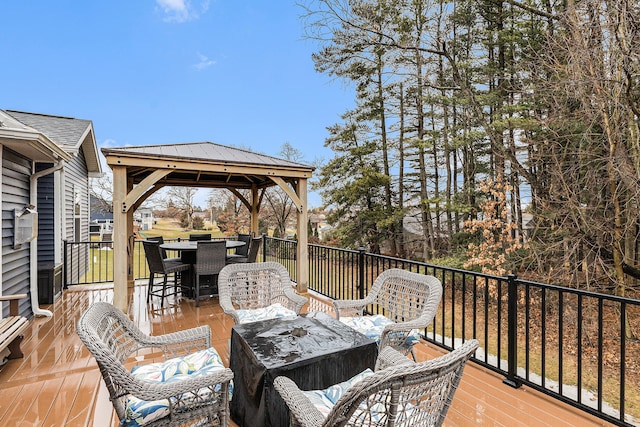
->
xmin=142 ymin=240 xmax=191 ymax=307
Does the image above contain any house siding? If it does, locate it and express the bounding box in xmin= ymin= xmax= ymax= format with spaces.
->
xmin=64 ymin=147 xmax=90 ymax=284
xmin=2 ymin=148 xmax=33 ymax=318
xmin=36 ymin=163 xmax=55 ymax=264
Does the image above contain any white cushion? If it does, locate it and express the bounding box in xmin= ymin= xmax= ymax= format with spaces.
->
xmin=339 ymin=314 xmax=421 ymax=346
xmin=302 ymin=369 xmax=374 ymax=418
xmin=236 ymin=303 xmax=297 ymax=324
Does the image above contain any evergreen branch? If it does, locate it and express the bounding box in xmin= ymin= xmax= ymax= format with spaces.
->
xmin=489 ymin=0 xmax=557 ymax=20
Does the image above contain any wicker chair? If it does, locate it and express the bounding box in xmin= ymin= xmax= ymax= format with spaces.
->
xmin=142 ymin=240 xmax=191 ymax=307
xmin=235 ymin=233 xmax=252 ymax=257
xmin=226 ymin=236 xmax=262 ymax=264
xmin=146 ymin=236 xmax=180 ymax=262
xmin=274 ymin=339 xmax=479 ymax=427
xmin=76 ymin=302 xmax=233 ymax=427
xmin=194 ymin=240 xmax=227 ymax=306
xmin=333 ymin=268 xmax=442 ymax=359
xmin=217 ymin=261 xmax=308 ymax=324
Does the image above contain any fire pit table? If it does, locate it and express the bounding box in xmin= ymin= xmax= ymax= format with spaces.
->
xmin=229 ymin=311 xmax=378 ymax=427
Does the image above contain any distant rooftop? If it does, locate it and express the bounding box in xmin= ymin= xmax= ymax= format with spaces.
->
xmin=4 ymin=109 xmax=101 ymax=173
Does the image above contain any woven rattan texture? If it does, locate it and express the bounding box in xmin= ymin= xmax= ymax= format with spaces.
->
xmin=333 ymin=269 xmax=443 ymax=356
xmin=217 ymin=261 xmax=308 ymax=324
xmin=143 ymin=240 xmax=191 ymax=306
xmin=235 ymin=234 xmax=251 ymax=256
xmin=194 ymin=241 xmax=227 ymax=306
xmin=274 ymin=339 xmax=479 ymax=427
xmin=227 ymin=237 xmax=262 ymax=263
xmin=76 ymin=302 xmax=233 ymax=426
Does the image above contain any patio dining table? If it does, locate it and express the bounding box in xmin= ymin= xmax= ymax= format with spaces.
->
xmin=160 ymin=239 xmax=246 ymax=253
xmin=160 ymin=240 xmax=246 ymax=295
xmin=160 ymin=239 xmax=245 ymax=263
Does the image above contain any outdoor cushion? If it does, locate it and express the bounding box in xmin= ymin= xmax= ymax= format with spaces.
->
xmin=123 ymin=347 xmax=226 ymax=426
xmin=235 ymin=303 xmax=298 ymax=324
xmin=302 ymin=368 xmax=375 ymax=418
xmin=339 ymin=314 xmax=422 ymax=346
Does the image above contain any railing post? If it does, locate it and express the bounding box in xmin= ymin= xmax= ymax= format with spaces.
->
xmin=62 ymin=240 xmax=68 ymax=288
xmin=261 ymin=234 xmax=267 ymax=262
xmin=504 ymin=273 xmax=522 ymax=388
xmin=358 ymin=247 xmax=366 ymax=300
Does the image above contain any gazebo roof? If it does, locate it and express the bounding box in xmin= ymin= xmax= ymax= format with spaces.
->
xmin=101 ymin=141 xmax=314 ymax=190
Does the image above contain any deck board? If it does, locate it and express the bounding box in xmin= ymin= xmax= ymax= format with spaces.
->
xmin=0 ymin=282 xmax=613 ymax=426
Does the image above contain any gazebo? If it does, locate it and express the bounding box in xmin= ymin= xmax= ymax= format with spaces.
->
xmin=101 ymin=142 xmax=315 ymax=312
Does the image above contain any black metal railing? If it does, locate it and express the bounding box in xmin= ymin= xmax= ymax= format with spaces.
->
xmin=64 ymin=236 xmax=639 ymax=426
xmin=262 ymin=236 xmax=297 ymax=274
xmin=272 ymin=238 xmax=639 ymax=427
xmin=64 ymin=237 xmax=241 ymax=285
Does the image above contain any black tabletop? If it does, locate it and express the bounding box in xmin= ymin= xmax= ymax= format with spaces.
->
xmin=233 ymin=312 xmax=374 ymax=370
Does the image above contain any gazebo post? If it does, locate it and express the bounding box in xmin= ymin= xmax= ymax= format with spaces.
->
xmin=296 ymin=178 xmax=309 ymax=293
xmin=127 ymin=176 xmax=135 ymax=288
xmin=112 ymin=165 xmax=129 ymax=312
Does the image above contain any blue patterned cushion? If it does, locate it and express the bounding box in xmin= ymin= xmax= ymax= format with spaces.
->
xmin=123 ymin=347 xmax=226 ymax=426
xmin=302 ymin=369 xmax=374 ymax=418
xmin=131 ymin=347 xmax=224 ymax=381
xmin=339 ymin=315 xmax=421 ymax=346
xmin=236 ymin=303 xmax=297 ymax=324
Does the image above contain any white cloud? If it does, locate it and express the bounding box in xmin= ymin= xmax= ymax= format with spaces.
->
xmin=100 ymin=138 xmax=118 ymax=148
xmin=193 ymin=53 xmax=216 ymax=71
xmin=156 ymin=0 xmax=210 ymax=23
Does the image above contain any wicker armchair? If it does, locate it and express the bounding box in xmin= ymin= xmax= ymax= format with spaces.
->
xmin=217 ymin=261 xmax=308 ymax=324
xmin=333 ymin=268 xmax=442 ymax=359
xmin=274 ymin=339 xmax=479 ymax=427
xmin=76 ymin=302 xmax=233 ymax=427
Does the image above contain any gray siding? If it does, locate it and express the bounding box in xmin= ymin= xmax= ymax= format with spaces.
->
xmin=2 ymin=148 xmax=33 ymax=318
xmin=36 ymin=163 xmax=55 ymax=264
xmin=64 ymin=146 xmax=90 ymax=283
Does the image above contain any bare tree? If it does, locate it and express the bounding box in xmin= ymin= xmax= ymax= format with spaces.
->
xmin=89 ymin=174 xmax=113 ymax=217
xmin=522 ymin=0 xmax=640 ymax=296
xmin=262 ymin=143 xmax=306 ymax=237
xmin=165 ymin=187 xmax=198 ymax=229
xmin=215 ymin=191 xmax=250 ymax=235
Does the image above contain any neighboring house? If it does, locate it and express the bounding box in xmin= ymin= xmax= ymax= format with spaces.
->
xmin=309 ymin=212 xmax=332 ymax=240
xmin=90 ymin=194 xmax=112 ymax=223
xmin=135 ymin=208 xmax=153 ymax=231
xmin=0 ymin=110 xmax=101 ymax=318
xmin=90 ymin=195 xmax=114 ymax=237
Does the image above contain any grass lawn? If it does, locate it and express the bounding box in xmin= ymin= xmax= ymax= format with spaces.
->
xmin=137 ymin=217 xmax=225 ymax=240
xmin=82 ymin=217 xmax=227 ymax=283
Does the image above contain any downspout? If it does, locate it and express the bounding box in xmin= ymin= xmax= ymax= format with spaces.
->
xmin=29 ymin=161 xmax=64 ymax=317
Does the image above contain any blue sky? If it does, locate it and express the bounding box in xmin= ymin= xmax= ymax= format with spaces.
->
xmin=1 ymin=0 xmax=355 ymax=207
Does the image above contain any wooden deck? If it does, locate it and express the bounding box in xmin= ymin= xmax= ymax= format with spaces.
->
xmin=0 ymin=283 xmax=613 ymax=426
